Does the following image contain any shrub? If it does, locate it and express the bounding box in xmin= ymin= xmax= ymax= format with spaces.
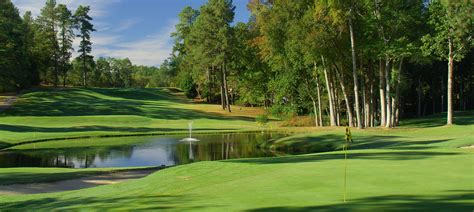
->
xmin=256 ymin=114 xmax=269 ymax=126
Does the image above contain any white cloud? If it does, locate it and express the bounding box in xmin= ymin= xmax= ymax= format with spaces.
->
xmin=113 ymin=19 xmax=141 ymax=32
xmin=93 ymin=19 xmax=178 ymax=67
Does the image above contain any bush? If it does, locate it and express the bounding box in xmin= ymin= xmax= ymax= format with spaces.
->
xmin=179 ymin=74 xmax=197 ymax=99
xmin=256 ymin=114 xmax=269 ymax=126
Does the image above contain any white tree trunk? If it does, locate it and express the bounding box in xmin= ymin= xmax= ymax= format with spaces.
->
xmin=447 ymin=38 xmax=454 ymax=125
xmin=335 ymin=66 xmax=354 ymax=127
xmin=349 ymin=17 xmax=362 ymax=129
xmin=393 ymin=58 xmax=403 ymax=127
xmin=223 ymin=65 xmax=231 ymax=112
xmin=316 ymin=78 xmax=323 ymax=127
xmin=379 ymin=59 xmax=386 ymax=127
xmin=322 ymin=56 xmax=336 ymax=126
xmin=385 ymin=59 xmax=392 ymax=128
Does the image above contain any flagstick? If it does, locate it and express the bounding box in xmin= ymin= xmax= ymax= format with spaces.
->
xmin=344 ymin=142 xmax=348 ymax=203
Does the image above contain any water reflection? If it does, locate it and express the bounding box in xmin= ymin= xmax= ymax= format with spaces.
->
xmin=0 ymin=133 xmax=284 ymax=168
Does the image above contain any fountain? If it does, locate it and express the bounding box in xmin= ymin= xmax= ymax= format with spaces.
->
xmin=180 ymin=121 xmax=200 ymax=142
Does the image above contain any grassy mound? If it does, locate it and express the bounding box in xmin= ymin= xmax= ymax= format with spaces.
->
xmin=0 ymin=88 xmax=265 ymax=149
xmin=0 ymin=113 xmax=472 ymax=210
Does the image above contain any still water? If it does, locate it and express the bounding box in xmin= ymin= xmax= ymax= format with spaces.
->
xmin=0 ymin=133 xmax=286 ymax=168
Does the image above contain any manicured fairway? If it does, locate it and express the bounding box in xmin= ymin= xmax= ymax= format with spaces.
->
xmin=0 ymin=88 xmax=472 ymax=211
xmin=0 ymin=113 xmax=472 ymax=211
xmin=0 ymin=88 xmax=265 ymax=149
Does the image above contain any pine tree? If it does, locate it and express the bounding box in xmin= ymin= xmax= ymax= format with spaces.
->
xmin=56 ymin=4 xmax=74 ymax=87
xmin=74 ymin=5 xmax=95 ymax=87
xmin=36 ymin=0 xmax=60 ymax=86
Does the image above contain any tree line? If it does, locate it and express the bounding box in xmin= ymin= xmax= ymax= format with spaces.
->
xmin=0 ymin=0 xmax=166 ymax=91
xmin=166 ymin=0 xmax=473 ymax=127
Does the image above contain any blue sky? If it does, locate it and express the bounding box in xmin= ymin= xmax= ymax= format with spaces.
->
xmin=12 ymin=0 xmax=251 ymax=67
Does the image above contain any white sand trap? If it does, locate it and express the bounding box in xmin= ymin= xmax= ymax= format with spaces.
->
xmin=0 ymin=169 xmax=157 ymax=195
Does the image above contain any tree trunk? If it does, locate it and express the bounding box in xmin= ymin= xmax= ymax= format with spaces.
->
xmin=349 ymin=17 xmax=362 ymax=129
xmin=220 ymin=66 xmax=225 ymax=110
xmin=322 ymin=56 xmax=336 ymax=126
xmin=363 ymin=80 xmax=369 ymax=127
xmin=447 ymin=38 xmax=454 ymax=125
xmin=223 ymin=65 xmax=231 ymax=112
xmin=385 ymin=59 xmax=392 ymax=128
xmin=305 ymin=72 xmax=319 ymax=127
xmin=334 ymin=77 xmax=341 ymax=126
xmin=393 ymin=58 xmax=403 ymax=127
xmin=379 ymin=59 xmax=386 ymax=127
xmin=311 ymin=97 xmax=318 ymax=127
xmin=316 ymin=77 xmax=323 ymax=127
xmin=334 ymin=65 xmax=354 ymax=127
xmin=370 ymin=79 xmax=375 ymax=127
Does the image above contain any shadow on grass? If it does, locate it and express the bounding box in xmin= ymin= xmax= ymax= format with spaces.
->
xmin=0 ymin=194 xmax=221 ymax=211
xmin=248 ymin=190 xmax=474 ymax=211
xmin=400 ymin=111 xmax=474 ymax=128
xmin=224 ymin=150 xmax=460 ymax=165
xmin=265 ymin=134 xmax=452 ymax=155
xmin=0 ymin=87 xmax=255 ymax=122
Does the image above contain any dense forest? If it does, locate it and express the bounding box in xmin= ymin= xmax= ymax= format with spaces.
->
xmin=1 ymin=0 xmax=473 ymax=127
xmin=166 ymin=0 xmax=473 ymax=127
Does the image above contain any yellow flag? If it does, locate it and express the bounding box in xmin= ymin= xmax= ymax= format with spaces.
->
xmin=345 ymin=127 xmax=352 ymax=143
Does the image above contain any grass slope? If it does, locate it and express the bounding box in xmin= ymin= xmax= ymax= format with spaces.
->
xmin=0 ymin=88 xmax=265 ymax=149
xmin=0 ymin=113 xmax=472 ymax=211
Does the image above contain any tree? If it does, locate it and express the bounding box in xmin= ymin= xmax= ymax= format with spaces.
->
xmin=56 ymin=4 xmax=74 ymax=87
xmin=189 ymin=0 xmax=235 ymax=112
xmin=171 ymin=6 xmax=199 ymax=56
xmin=22 ymin=11 xmax=41 ymax=87
xmin=422 ymin=0 xmax=473 ymax=125
xmin=36 ymin=0 xmax=60 ymax=86
xmin=74 ymin=5 xmax=95 ymax=87
xmin=0 ymin=0 xmax=31 ymax=91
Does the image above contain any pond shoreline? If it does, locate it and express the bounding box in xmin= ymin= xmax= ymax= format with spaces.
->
xmin=1 ymin=129 xmax=295 ymax=151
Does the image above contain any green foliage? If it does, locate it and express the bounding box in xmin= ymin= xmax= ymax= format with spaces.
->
xmin=180 ymin=73 xmax=197 ymax=98
xmin=421 ymin=0 xmax=473 ymax=62
xmin=74 ymin=5 xmax=95 ymax=86
xmin=255 ymin=114 xmax=269 ymax=126
xmin=0 ymin=0 xmax=32 ymax=91
xmin=56 ymin=4 xmax=74 ymax=87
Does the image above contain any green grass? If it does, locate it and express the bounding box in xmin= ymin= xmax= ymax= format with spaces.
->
xmin=0 ymin=88 xmax=472 ymax=210
xmin=0 ymin=113 xmax=472 ymax=210
xmin=0 ymin=88 xmax=264 ymax=149
xmin=0 ymin=167 xmax=150 ymax=185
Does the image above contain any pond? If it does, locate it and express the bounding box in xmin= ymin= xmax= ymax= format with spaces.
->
xmin=0 ymin=133 xmax=287 ymax=168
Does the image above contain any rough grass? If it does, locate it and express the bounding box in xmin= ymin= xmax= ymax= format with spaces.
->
xmin=0 ymin=113 xmax=472 ymax=211
xmin=0 ymin=88 xmax=268 ymax=149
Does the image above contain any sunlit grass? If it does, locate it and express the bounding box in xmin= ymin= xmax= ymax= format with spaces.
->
xmin=0 ymin=88 xmax=268 ymax=148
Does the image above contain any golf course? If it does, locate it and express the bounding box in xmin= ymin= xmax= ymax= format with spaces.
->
xmin=1 ymin=0 xmax=474 ymax=211
xmin=0 ymin=88 xmax=472 ymax=211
